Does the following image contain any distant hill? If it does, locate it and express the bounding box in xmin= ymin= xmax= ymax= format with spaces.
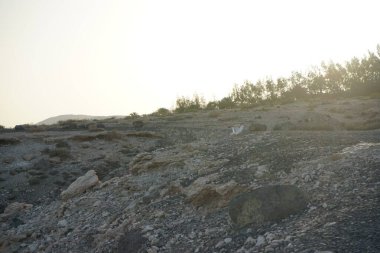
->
xmin=37 ymin=114 xmax=122 ymax=125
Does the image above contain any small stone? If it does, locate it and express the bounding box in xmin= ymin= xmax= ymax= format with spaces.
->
xmin=324 ymin=222 xmax=336 ymax=227
xmin=58 ymin=219 xmax=68 ymax=227
xmin=22 ymin=154 xmax=36 ymax=161
xmin=244 ymin=236 xmax=256 ymax=246
xmin=303 ymin=174 xmax=311 ymax=182
xmin=255 ymin=165 xmax=268 ymax=178
xmin=154 ymin=210 xmax=165 ymax=218
xmin=146 ymin=246 xmax=159 ymax=253
xmin=215 ymin=240 xmax=225 ymax=248
xmin=93 ymin=200 xmax=101 ymax=207
xmin=256 ymin=235 xmax=266 ymax=247
xmin=102 ymin=211 xmax=109 ymax=217
xmin=322 ymin=203 xmax=328 ymax=208
xmin=235 ymin=247 xmax=246 ymax=253
xmin=265 ymin=246 xmax=274 ymax=252
xmin=142 ymin=225 xmax=154 ymax=233
xmin=49 ymin=156 xmax=61 ymax=163
xmin=224 ymin=237 xmax=232 ymax=244
xmin=286 ymin=243 xmax=293 ymax=249
xmin=265 ymin=232 xmax=275 ymax=242
xmin=28 ymin=243 xmax=39 ymax=252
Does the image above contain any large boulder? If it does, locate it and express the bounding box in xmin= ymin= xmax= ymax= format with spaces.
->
xmin=61 ymin=170 xmax=99 ymax=200
xmin=229 ymin=185 xmax=307 ymax=228
xmin=184 ymin=174 xmax=246 ymax=210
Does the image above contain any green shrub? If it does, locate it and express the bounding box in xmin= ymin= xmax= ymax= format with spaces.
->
xmin=154 ymin=108 xmax=171 ymax=116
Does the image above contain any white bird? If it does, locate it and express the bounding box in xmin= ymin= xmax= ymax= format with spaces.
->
xmin=231 ymin=125 xmax=244 ymax=135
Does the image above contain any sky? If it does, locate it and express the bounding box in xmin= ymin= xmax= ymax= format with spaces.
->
xmin=1 ymin=0 xmax=380 ymax=127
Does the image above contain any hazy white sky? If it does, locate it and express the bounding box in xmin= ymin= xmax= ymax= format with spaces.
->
xmin=1 ymin=0 xmax=379 ymax=127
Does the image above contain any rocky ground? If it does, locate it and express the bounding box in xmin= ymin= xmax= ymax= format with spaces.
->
xmin=0 ymin=97 xmax=380 ymax=253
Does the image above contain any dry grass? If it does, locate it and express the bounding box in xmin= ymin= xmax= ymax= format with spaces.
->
xmin=71 ymin=131 xmax=122 ymax=142
xmin=330 ymin=153 xmax=344 ymax=161
xmin=249 ymin=123 xmax=267 ymax=131
xmin=218 ymin=116 xmax=239 ymax=122
xmin=208 ymin=111 xmax=221 ymax=118
xmin=344 ymin=118 xmax=380 ymax=130
xmin=126 ymin=131 xmax=163 ymax=138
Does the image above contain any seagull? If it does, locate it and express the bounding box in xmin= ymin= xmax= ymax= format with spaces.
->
xmin=231 ymin=125 xmax=244 ymax=135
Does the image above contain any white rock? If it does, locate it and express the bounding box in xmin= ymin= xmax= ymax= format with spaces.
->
xmin=146 ymin=246 xmax=159 ymax=253
xmin=142 ymin=225 xmax=154 ymax=233
xmin=61 ymin=170 xmax=99 ymax=200
xmin=215 ymin=240 xmax=225 ymax=248
xmin=265 ymin=232 xmax=275 ymax=242
xmin=93 ymin=200 xmax=102 ymax=207
xmin=244 ymin=236 xmax=256 ymax=246
xmin=324 ymin=222 xmax=337 ymax=227
xmin=256 ymin=235 xmax=266 ymax=246
xmin=28 ymin=242 xmax=38 ymax=252
xmin=224 ymin=237 xmax=232 ymax=244
xmin=58 ymin=219 xmax=68 ymax=227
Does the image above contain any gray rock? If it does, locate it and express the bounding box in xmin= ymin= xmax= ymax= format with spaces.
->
xmin=61 ymin=170 xmax=99 ymax=200
xmin=58 ymin=219 xmax=68 ymax=227
xmin=244 ymin=236 xmax=256 ymax=246
xmin=215 ymin=240 xmax=225 ymax=248
xmin=228 ymin=185 xmax=308 ymax=228
xmin=224 ymin=237 xmax=232 ymax=244
xmin=256 ymin=235 xmax=266 ymax=246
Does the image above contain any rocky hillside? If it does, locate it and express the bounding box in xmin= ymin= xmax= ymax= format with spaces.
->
xmin=0 ymin=97 xmax=380 ymax=253
xmin=37 ymin=115 xmax=120 ymax=126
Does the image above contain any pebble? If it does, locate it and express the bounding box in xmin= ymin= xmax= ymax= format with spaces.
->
xmin=215 ymin=240 xmax=225 ymax=248
xmin=58 ymin=219 xmax=68 ymax=227
xmin=147 ymin=246 xmax=159 ymax=253
xmin=188 ymin=232 xmax=196 ymax=239
xmin=142 ymin=225 xmax=154 ymax=233
xmin=256 ymin=235 xmax=266 ymax=246
xmin=244 ymin=236 xmax=256 ymax=246
xmin=28 ymin=242 xmax=39 ymax=252
xmin=224 ymin=237 xmax=232 ymax=244
xmin=308 ymin=206 xmax=317 ymax=212
xmin=324 ymin=222 xmax=337 ymax=227
xmin=93 ymin=200 xmax=101 ymax=207
xmin=265 ymin=232 xmax=275 ymax=242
